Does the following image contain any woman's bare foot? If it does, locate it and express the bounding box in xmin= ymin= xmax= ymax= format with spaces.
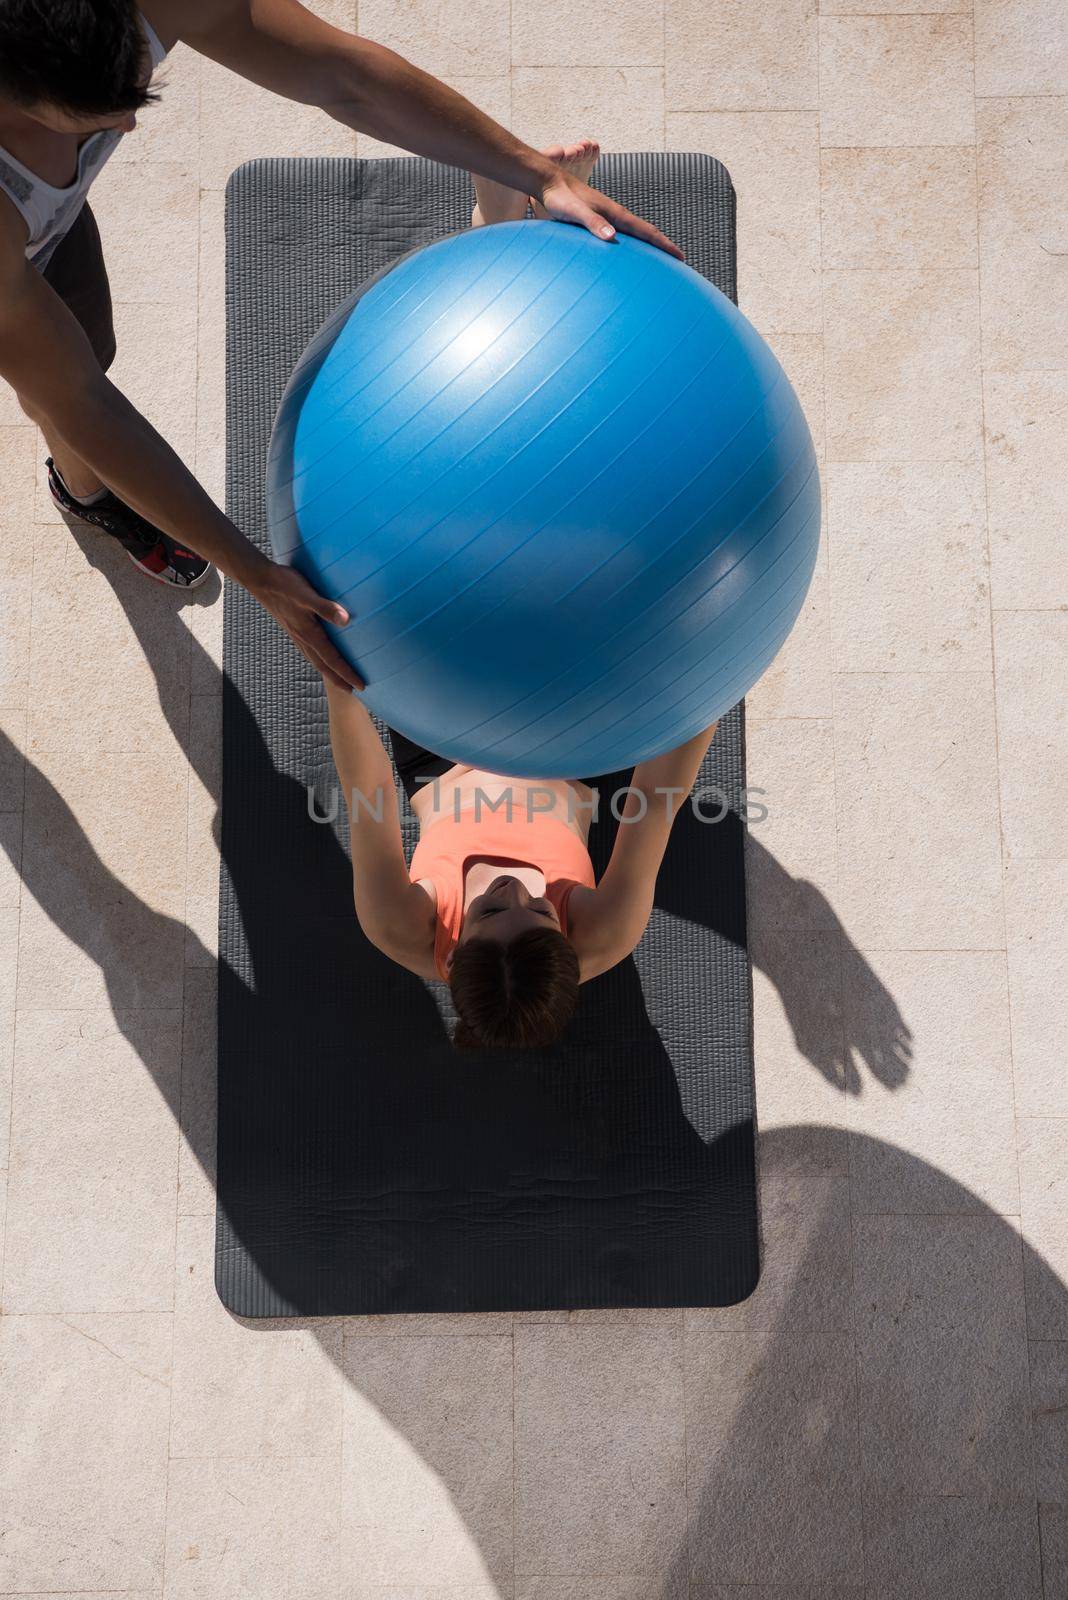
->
xmin=471 ymin=137 xmax=601 ymax=229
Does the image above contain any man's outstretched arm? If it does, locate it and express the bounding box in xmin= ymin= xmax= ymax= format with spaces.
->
xmin=178 ymin=0 xmax=683 ymax=259
xmin=0 ymin=200 xmax=363 ymax=692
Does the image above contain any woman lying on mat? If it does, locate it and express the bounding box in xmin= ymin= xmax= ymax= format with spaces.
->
xmin=326 ymin=681 xmax=718 ymax=1052
xmin=323 ymin=142 xmax=718 ymax=1051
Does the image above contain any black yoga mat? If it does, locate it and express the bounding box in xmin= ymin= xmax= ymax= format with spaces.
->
xmin=217 ymin=152 xmax=759 ymax=1316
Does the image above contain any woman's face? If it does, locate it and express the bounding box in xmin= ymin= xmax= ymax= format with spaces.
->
xmin=456 ymin=874 xmax=561 ymax=950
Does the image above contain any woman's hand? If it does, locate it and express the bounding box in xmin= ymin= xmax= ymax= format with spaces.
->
xmin=248 ymin=561 xmax=365 ymax=692
xmin=533 ymin=169 xmax=685 ymax=261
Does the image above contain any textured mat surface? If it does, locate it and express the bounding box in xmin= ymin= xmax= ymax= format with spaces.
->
xmin=218 ymin=152 xmax=759 ymax=1316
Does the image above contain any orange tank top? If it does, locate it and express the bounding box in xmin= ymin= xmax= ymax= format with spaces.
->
xmin=409 ymin=804 xmax=596 ymax=982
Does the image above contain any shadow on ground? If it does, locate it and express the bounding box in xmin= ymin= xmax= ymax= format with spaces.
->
xmin=2 ymin=526 xmax=1062 ymax=1594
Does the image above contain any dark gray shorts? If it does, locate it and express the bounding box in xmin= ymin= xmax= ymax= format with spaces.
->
xmin=39 ymin=202 xmax=117 ymax=372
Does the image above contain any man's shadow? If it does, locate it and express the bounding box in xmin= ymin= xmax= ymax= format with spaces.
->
xmin=7 ymin=529 xmax=1063 ymax=1595
xmin=6 ymin=523 xmax=911 ymax=1321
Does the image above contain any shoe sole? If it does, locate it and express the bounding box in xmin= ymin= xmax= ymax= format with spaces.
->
xmin=126 ymin=547 xmax=213 ymax=590
xmin=49 ymin=487 xmax=212 ymax=590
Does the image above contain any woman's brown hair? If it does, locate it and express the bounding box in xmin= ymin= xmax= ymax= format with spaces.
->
xmin=449 ymin=925 xmax=580 ymax=1049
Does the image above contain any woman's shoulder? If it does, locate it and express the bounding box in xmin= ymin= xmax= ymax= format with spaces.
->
xmin=370 ymin=880 xmax=440 ymax=980
xmin=563 ymin=883 xmax=632 ymax=984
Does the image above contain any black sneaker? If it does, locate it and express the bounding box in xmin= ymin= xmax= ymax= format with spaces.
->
xmin=46 ymin=457 xmax=212 ymax=589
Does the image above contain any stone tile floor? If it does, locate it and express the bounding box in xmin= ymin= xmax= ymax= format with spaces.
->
xmin=0 ymin=0 xmax=1065 ymax=1593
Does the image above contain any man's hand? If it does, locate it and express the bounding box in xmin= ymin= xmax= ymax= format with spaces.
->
xmin=249 ymin=562 xmax=365 ymax=692
xmin=534 ymin=169 xmax=685 ymax=261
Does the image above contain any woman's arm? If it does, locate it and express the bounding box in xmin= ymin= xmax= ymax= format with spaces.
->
xmin=325 ymin=685 xmax=435 ymax=957
xmin=570 ymin=722 xmax=719 ymax=979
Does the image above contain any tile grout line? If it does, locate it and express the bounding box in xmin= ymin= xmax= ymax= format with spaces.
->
xmin=970 ymin=0 xmax=1026 ymax=1262
xmin=816 ymin=8 xmax=870 ymax=1586
xmin=969 ymin=17 xmax=1046 ymax=1576
xmin=0 ymin=435 xmax=38 ymax=1317
xmin=161 ymin=44 xmax=207 ymax=1596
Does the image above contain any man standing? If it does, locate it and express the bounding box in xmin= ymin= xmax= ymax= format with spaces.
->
xmin=0 ymin=0 xmax=681 ymax=688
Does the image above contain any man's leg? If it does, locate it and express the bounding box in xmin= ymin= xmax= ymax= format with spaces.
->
xmin=25 ymin=202 xmax=116 ymax=501
xmin=18 ymin=392 xmax=103 ymax=502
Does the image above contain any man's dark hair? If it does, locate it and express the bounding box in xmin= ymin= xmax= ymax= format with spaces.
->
xmin=0 ymin=0 xmax=163 ymax=117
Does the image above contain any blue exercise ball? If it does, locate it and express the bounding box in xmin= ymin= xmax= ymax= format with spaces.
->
xmin=267 ymin=219 xmax=820 ymax=778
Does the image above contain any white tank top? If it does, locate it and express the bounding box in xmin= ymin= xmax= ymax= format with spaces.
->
xmin=0 ymin=10 xmax=169 ymax=272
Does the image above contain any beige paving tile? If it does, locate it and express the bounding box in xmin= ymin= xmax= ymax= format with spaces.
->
xmin=163 ymin=1457 xmax=339 ymax=1599
xmin=666 ymin=113 xmax=821 ymax=336
xmin=31 ymin=301 xmax=198 ymax=527
xmin=564 ymin=1306 xmax=683 ymax=1325
xmin=819 ymin=15 xmax=975 ymax=148
xmin=974 ymin=0 xmax=1068 ymax=96
xmin=665 ymin=0 xmax=818 ymax=112
xmin=3 ymin=1008 xmax=180 ymax=1313
xmin=0 ymin=376 xmax=27 ymax=425
xmin=853 ymin=1212 xmax=1032 ymax=1494
xmin=513 ymin=0 xmax=663 ymax=67
xmin=862 ymin=1491 xmax=1042 ymax=1597
xmin=0 ymin=808 xmax=20 ymax=908
xmin=170 ymin=1213 xmax=344 ymax=1458
xmin=0 ymin=572 xmax=32 ymax=707
xmin=744 ymin=531 xmax=832 ymax=718
xmin=340 ymin=1332 xmax=512 ymax=1594
xmin=91 ymin=161 xmax=199 ymax=307
xmin=685 ymin=1166 xmax=854 ymax=1333
xmin=16 ymin=896 xmax=183 ymax=1014
xmin=197 ymin=2 xmax=356 ymax=189
xmin=977 ymin=97 xmax=1068 ymax=374
xmin=515 ymin=1322 xmax=685 ymax=1576
xmin=194 ymin=186 xmax=225 ymax=506
xmin=0 ymin=424 xmax=36 ymax=577
xmin=690 ymin=1588 xmax=872 ymax=1600
xmin=822 ymin=0 xmax=968 ymax=10
xmin=0 ymin=1312 xmax=170 ymax=1591
xmin=1040 ymin=1509 xmax=1068 ymax=1600
xmin=1030 ymin=1338 xmax=1068 ymax=1505
xmin=1003 ymin=859 xmax=1068 ymax=1118
xmin=187 ymin=570 xmax=224 ymax=697
xmin=0 ymin=703 xmax=25 ymax=811
xmin=344 ymin=1310 xmax=512 ymax=1334
xmin=0 ymin=1053 xmax=10 ymax=1177
xmin=184 ymin=891 xmax=217 ymax=968
xmin=0 ymin=906 xmax=15 ymax=1166
xmin=684 ymin=1325 xmax=864 ymax=1586
xmin=993 ymin=610 xmax=1068 ymax=862
xmin=185 ymin=691 xmax=221 ymax=912
xmin=744 ymin=718 xmax=838 ymax=929
xmin=357 ymin=75 xmax=511 ymax=161
xmin=984 ymin=371 xmax=1068 ymax=610
xmin=827 ymin=462 xmax=991 ymax=673
xmin=354 ymin=0 xmax=507 ymax=78
xmin=17 ymin=735 xmax=187 ymax=924
xmin=110 ymin=298 xmax=198 ymax=465
xmin=512 ymin=68 xmax=665 ymax=155
xmin=178 ymin=965 xmax=216 ymax=1216
xmin=199 ymin=72 xmax=354 ymax=201
xmin=832 ymin=672 xmax=1003 ymax=950
xmin=820 ymin=148 xmax=978 ymax=272
xmin=847 ymin=952 xmax=1017 ymax=1212
xmin=25 ymin=562 xmax=191 ymax=756
xmin=113 ymin=42 xmax=202 ymax=167
xmin=748 ymin=931 xmax=855 ymax=1140
xmin=517 ymin=1581 xmax=686 ymax=1600
xmin=823 ymin=269 xmax=982 ymax=464
xmin=764 ymin=333 xmax=825 ymax=463
xmin=1018 ymin=1117 xmax=1068 ymax=1340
